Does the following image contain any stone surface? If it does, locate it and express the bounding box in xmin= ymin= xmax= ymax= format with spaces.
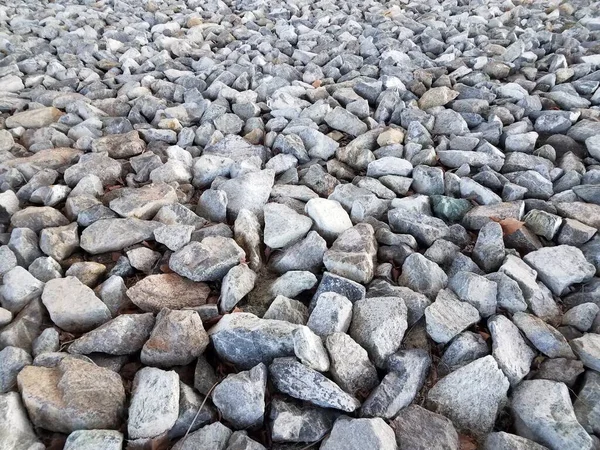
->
xmin=63 ymin=430 xmax=124 ymax=450
xmin=169 ymin=237 xmax=245 ymax=282
xmin=391 ymin=405 xmax=459 ymax=450
xmin=41 ymin=276 xmax=111 ymax=333
xmin=128 ymin=367 xmax=180 ymax=439
xmin=320 ymin=417 xmax=397 ymax=450
xmin=425 ymin=289 xmax=481 ymax=344
xmin=17 ymin=359 xmax=125 ymax=433
xmin=270 ymin=398 xmax=333 ymax=443
xmin=212 ymin=363 xmax=267 ymax=429
xmin=427 ymin=356 xmax=510 ymax=435
xmin=126 ymin=273 xmax=210 ymax=313
xmin=269 ymin=357 xmax=360 ymax=412
xmin=0 ymin=392 xmax=42 ymax=450
xmin=512 ymin=380 xmax=592 ymax=450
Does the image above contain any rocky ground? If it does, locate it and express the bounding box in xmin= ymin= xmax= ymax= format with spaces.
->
xmin=1 ymin=0 xmax=600 ymax=448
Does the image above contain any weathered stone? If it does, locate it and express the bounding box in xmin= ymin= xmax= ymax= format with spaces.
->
xmin=270 ymin=398 xmax=333 ymax=443
xmin=512 ymin=312 xmax=575 ymax=359
xmin=41 ymin=277 xmax=111 ymax=333
xmin=512 ymin=380 xmax=592 ymax=450
xmin=263 ymin=203 xmax=312 ymax=249
xmin=483 ymin=432 xmax=549 ymax=450
xmin=126 ymin=274 xmax=210 ymax=313
xmin=6 ymin=107 xmax=63 ymax=129
xmin=169 ymin=237 xmax=245 ymax=282
xmin=571 ymin=333 xmax=600 ymax=371
xmin=399 ymin=253 xmax=448 ymax=300
xmin=425 ymin=289 xmax=481 ymax=344
xmin=212 ymin=363 xmax=267 ymax=429
xmin=305 ymin=198 xmax=352 ymax=241
xmin=321 ymin=417 xmax=397 ymax=450
xmin=323 ymin=223 xmax=377 ymax=284
xmin=128 ymin=367 xmax=179 ymax=439
xmin=63 ymin=430 xmax=123 ymax=450
xmin=68 ymin=313 xmax=154 ymax=355
xmin=350 ymin=296 xmax=408 ymax=367
xmin=427 ymin=356 xmax=509 ymax=436
xmin=17 ymin=359 xmax=125 ymax=433
xmin=141 ymin=309 xmax=208 ymax=367
xmin=10 ymin=206 xmax=69 ymax=232
xmin=391 ymin=405 xmax=459 ymax=450
xmin=91 ymin=130 xmax=145 ymax=158
xmin=80 ymin=218 xmax=161 ymax=254
xmin=269 ymin=357 xmax=360 ymax=412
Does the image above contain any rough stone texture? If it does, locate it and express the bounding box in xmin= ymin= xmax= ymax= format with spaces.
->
xmin=141 ymin=309 xmax=208 ymax=367
xmin=483 ymin=432 xmax=549 ymax=450
xmin=169 ymin=237 xmax=245 ymax=282
xmin=320 ymin=417 xmax=397 ymax=450
xmin=126 ymin=273 xmax=210 ymax=313
xmin=269 ymin=357 xmax=360 ymax=412
xmin=399 ymin=253 xmax=448 ymax=300
xmin=512 ymin=312 xmax=575 ymax=359
xmin=41 ymin=276 xmax=111 ymax=333
xmin=350 ymin=296 xmax=408 ymax=367
xmin=128 ymin=367 xmax=180 ymax=439
xmin=324 ymin=223 xmax=378 ymax=284
xmin=524 ymin=246 xmax=596 ymax=295
xmin=391 ymin=405 xmax=459 ymax=450
xmin=488 ymin=315 xmax=536 ymax=386
xmin=571 ymin=333 xmax=600 ymax=371
xmin=512 ymin=380 xmax=593 ymax=450
xmin=0 ymin=392 xmax=42 ymax=450
xmin=212 ymin=363 xmax=267 ymax=429
xmin=68 ymin=313 xmax=154 ymax=355
xmin=80 ymin=218 xmax=162 ymax=254
xmin=17 ymin=359 xmax=125 ymax=433
xmin=427 ymin=356 xmax=510 ymax=436
xmin=208 ymin=313 xmax=298 ymax=369
xmin=307 ymin=292 xmax=353 ymax=337
xmin=270 ymin=398 xmax=333 ymax=443
xmin=63 ymin=430 xmax=124 ymax=450
xmin=425 ymin=289 xmax=481 ymax=344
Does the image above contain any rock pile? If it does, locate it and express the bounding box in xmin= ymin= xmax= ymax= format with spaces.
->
xmin=1 ymin=0 xmax=600 ymax=448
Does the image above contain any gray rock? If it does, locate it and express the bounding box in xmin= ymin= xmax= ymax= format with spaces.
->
xmin=141 ymin=309 xmax=208 ymax=368
xmin=472 ymin=222 xmax=505 ymax=272
xmin=197 ymin=189 xmax=228 ymax=223
xmin=128 ymin=367 xmax=180 ymax=439
xmin=18 ymin=359 xmax=125 ymax=433
xmin=263 ymin=203 xmax=312 ymax=249
xmin=325 ymin=107 xmax=367 ymax=137
xmin=391 ymin=405 xmax=459 ymax=450
xmin=32 ymin=327 xmax=59 ymax=357
xmin=0 ymin=245 xmax=17 ymax=278
xmin=64 ymin=153 xmax=121 ymax=187
xmin=269 ymin=398 xmax=333 ymax=443
xmin=563 ymin=303 xmax=600 ymax=331
xmin=68 ymin=313 xmax=155 ymax=355
xmin=484 ymin=432 xmax=549 ymax=450
xmin=305 ymin=198 xmax=352 ymax=241
xmin=350 ymin=296 xmax=407 ymax=367
xmin=0 ymin=346 xmax=32 ymax=393
xmin=574 ymin=370 xmax=600 ymax=435
xmin=0 ymin=266 xmax=44 ymax=314
xmin=226 ymin=431 xmax=266 ymax=450
xmin=488 ymin=315 xmax=536 ymax=386
xmin=321 ymin=417 xmax=397 ymax=450
xmin=109 ymin=183 xmax=177 ymax=220
xmin=361 ymin=349 xmax=430 ymax=419
xmin=269 ymin=357 xmax=360 ymax=412
xmin=41 ymin=276 xmax=111 ymax=333
xmin=194 ymin=355 xmax=219 ymax=397
xmin=212 ymin=363 xmax=267 ymax=429
xmin=485 ymin=272 xmax=528 ymax=313
xmin=512 ymin=380 xmax=592 ymax=450
xmin=324 ymin=223 xmax=377 ymax=284
xmin=126 ymin=247 xmax=160 ymax=274
xmin=292 ymin=325 xmax=330 ymax=372
xmin=399 ymin=253 xmax=448 ymax=300
xmin=523 ymin=210 xmax=562 ymax=240
xmin=171 ymin=422 xmax=232 ymax=450
xmin=307 ymin=292 xmax=353 ymax=337
xmin=154 ymin=224 xmax=194 ymax=252
xmin=535 ymin=358 xmax=584 ymax=387
xmin=10 ymin=206 xmax=69 ymax=232
xmin=169 ymin=237 xmax=245 ymax=282
xmin=5 ymin=107 xmax=62 ymax=129
xmin=0 ymin=392 xmax=42 ymax=450
xmin=524 ymin=245 xmax=595 ymax=295
xmin=388 ymin=209 xmax=449 ymax=247
xmin=220 ymin=264 xmax=257 ymax=313
xmin=219 ymin=169 xmax=275 ymax=220
xmin=428 ymin=356 xmax=509 ymax=435
xmin=367 ymin=157 xmax=413 ymax=177
xmin=234 ymin=209 xmax=263 ymax=272
xmin=80 ymin=218 xmax=161 ymax=254
xmin=91 ymin=130 xmax=145 ymax=159
xmin=326 ymin=332 xmax=379 ymax=396
xmin=419 ymin=87 xmax=459 ymax=110
xmin=169 ymin=382 xmax=216 ymax=439
xmin=439 ymin=331 xmax=489 ymax=376
xmin=512 ymin=312 xmax=575 ymax=359
xmin=209 ymin=313 xmax=298 ymax=369
xmin=263 ymin=296 xmax=308 ymax=325
xmin=269 ymin=231 xmax=327 ymax=274
xmin=39 ymin=222 xmax=79 ymax=261
xmin=64 ymin=430 xmax=124 ymax=450
xmin=571 ymin=333 xmax=600 ymax=371
xmin=425 ymin=289 xmax=481 ymax=344
xmin=449 ymin=271 xmax=497 ymax=317
xmin=0 ymin=298 xmax=47 ymax=352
